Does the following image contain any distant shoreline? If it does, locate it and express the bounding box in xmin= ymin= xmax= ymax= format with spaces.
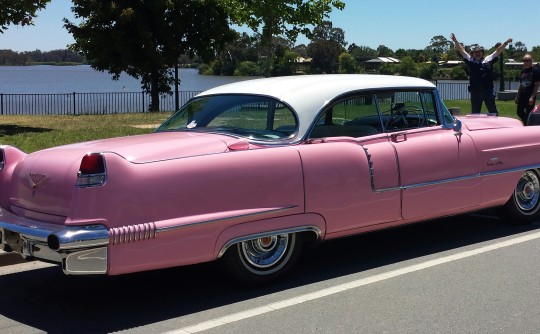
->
xmin=0 ymin=62 xmax=85 ymax=66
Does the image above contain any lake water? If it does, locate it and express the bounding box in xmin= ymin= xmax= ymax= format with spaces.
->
xmin=0 ymin=65 xmax=258 ymax=94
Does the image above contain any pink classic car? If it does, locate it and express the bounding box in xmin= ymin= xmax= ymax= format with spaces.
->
xmin=527 ymin=103 xmax=540 ymax=125
xmin=2 ymin=74 xmax=540 ymax=283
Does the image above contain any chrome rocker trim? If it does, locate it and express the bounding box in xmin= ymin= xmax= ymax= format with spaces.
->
xmin=0 ymin=208 xmax=109 ymax=275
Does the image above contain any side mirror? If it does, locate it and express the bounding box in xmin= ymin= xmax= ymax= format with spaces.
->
xmin=453 ymin=119 xmax=462 ymax=136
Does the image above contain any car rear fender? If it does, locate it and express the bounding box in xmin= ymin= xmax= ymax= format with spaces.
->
xmin=0 ymin=145 xmax=27 ymax=209
xmin=214 ymin=213 xmax=326 ymax=258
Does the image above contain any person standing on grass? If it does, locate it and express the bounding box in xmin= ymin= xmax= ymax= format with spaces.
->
xmin=451 ymin=33 xmax=512 ymax=115
xmin=515 ymin=54 xmax=540 ymax=125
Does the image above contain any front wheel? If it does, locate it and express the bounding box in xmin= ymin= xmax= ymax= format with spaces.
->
xmin=221 ymin=233 xmax=303 ymax=284
xmin=500 ymin=169 xmax=540 ymax=224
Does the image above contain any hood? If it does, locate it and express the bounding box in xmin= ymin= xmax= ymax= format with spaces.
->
xmin=457 ymin=115 xmax=523 ymax=131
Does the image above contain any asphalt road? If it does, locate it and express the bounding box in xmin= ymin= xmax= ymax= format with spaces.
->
xmin=1 ymin=211 xmax=540 ymax=334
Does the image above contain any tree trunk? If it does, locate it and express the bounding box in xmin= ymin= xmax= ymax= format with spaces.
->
xmin=149 ymin=71 xmax=160 ymax=112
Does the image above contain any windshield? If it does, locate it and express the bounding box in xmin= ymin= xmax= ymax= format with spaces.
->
xmin=156 ymin=95 xmax=298 ymax=141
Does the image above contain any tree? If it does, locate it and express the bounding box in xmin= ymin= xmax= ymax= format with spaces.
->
xmin=224 ymin=0 xmax=345 ymax=76
xmin=292 ymin=44 xmax=308 ymax=58
xmin=339 ymin=52 xmax=357 ymax=74
xmin=348 ymin=44 xmax=377 ymax=63
xmin=0 ymin=0 xmax=50 ymax=33
xmin=514 ymin=41 xmax=527 ymax=53
xmin=307 ymin=21 xmax=346 ymax=73
xmin=398 ymin=57 xmax=417 ymax=77
xmin=311 ymin=20 xmax=347 ymax=49
xmin=428 ymin=35 xmax=451 ymax=54
xmin=418 ymin=62 xmax=437 ymax=80
xmin=395 ymin=48 xmax=408 ymax=59
xmin=273 ymin=48 xmax=299 ymax=76
xmin=64 ymin=0 xmax=235 ymax=111
xmin=530 ymin=46 xmax=540 ymax=61
xmin=376 ymin=45 xmax=394 ymax=57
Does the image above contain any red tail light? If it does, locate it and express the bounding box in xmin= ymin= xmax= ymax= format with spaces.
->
xmin=76 ymin=153 xmax=107 ymax=187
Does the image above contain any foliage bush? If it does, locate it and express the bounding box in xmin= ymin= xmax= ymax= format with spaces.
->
xmin=451 ymin=66 xmax=468 ymax=80
xmin=234 ymin=61 xmax=262 ymax=76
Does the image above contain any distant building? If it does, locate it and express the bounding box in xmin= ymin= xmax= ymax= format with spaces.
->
xmin=504 ymin=59 xmax=524 ymax=68
xmin=364 ymin=57 xmax=400 ymax=71
xmin=295 ymin=56 xmax=312 ymax=74
xmin=439 ymin=60 xmax=464 ymax=68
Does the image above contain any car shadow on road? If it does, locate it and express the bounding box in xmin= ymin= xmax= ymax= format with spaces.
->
xmin=0 ymin=212 xmax=538 ymax=333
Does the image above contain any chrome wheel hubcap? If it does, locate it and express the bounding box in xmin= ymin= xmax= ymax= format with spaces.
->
xmin=241 ymin=234 xmax=289 ymax=269
xmin=516 ymin=171 xmax=540 ymax=211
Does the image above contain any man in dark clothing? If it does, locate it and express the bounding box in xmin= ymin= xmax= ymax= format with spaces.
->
xmin=451 ymin=33 xmax=512 ymax=114
xmin=515 ymin=54 xmax=540 ymax=124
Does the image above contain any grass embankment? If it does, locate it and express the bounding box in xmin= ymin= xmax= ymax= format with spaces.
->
xmin=0 ymin=112 xmax=171 ymax=153
xmin=0 ymin=100 xmax=520 ymax=153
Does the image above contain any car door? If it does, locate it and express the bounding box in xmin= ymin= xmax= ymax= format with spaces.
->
xmin=302 ymin=95 xmax=402 ymax=237
xmin=377 ymin=91 xmax=481 ymax=220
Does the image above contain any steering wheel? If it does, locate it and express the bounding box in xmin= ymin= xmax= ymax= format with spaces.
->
xmin=384 ymin=105 xmax=408 ymax=129
xmin=385 ymin=105 xmax=424 ymax=129
xmin=401 ymin=106 xmax=425 ymax=127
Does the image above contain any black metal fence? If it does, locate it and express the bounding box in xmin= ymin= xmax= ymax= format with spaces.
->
xmin=0 ymin=91 xmax=200 ymax=115
xmin=0 ymin=81 xmax=521 ymax=116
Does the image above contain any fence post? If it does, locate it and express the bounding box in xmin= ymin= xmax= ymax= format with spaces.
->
xmin=142 ymin=91 xmax=145 ymax=113
xmin=1 ymin=93 xmax=3 ymax=115
xmin=72 ymin=92 xmax=76 ymax=115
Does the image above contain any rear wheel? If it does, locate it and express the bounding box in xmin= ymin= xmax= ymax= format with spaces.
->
xmin=501 ymin=169 xmax=540 ymax=224
xmin=222 ymin=232 xmax=303 ymax=284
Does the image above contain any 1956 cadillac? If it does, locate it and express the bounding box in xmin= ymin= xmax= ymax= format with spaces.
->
xmin=2 ymin=74 xmax=540 ymax=283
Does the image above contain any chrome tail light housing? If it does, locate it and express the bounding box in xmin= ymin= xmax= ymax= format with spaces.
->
xmin=76 ymin=153 xmax=107 ymax=187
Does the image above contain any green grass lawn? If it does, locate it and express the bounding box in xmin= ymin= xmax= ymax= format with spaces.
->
xmin=445 ymin=99 xmax=517 ymax=118
xmin=0 ymin=99 xmax=520 ymax=153
xmin=0 ymin=112 xmax=172 ymax=153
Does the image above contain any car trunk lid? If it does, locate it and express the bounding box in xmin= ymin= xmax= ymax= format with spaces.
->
xmin=8 ymin=132 xmax=237 ymax=221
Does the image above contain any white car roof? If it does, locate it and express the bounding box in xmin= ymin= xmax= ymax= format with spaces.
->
xmin=197 ymin=74 xmax=437 ymax=140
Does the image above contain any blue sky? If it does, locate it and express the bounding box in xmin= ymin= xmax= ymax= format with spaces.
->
xmin=1 ymin=0 xmax=536 ymax=53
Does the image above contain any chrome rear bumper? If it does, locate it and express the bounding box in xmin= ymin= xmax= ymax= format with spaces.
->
xmin=0 ymin=207 xmax=109 ymax=275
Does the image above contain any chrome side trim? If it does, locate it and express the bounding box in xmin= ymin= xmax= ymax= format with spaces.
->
xmin=400 ymin=173 xmax=481 ymax=191
xmin=370 ymin=164 xmax=540 ymax=193
xmin=217 ymin=225 xmax=322 ymax=258
xmin=363 ymin=147 xmax=376 ymax=191
xmin=156 ymin=206 xmax=299 ymax=233
xmin=481 ymin=164 xmax=540 ymax=177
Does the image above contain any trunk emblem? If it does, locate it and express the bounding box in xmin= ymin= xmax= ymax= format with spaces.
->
xmin=27 ymin=173 xmax=49 ymax=189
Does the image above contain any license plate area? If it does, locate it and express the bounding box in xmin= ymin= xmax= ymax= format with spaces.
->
xmin=2 ymin=230 xmax=30 ymax=256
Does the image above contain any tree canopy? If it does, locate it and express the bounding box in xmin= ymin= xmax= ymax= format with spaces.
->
xmin=308 ymin=21 xmax=346 ymax=73
xmin=0 ymin=0 xmax=50 ymax=33
xmin=224 ymin=0 xmax=345 ymax=75
xmin=224 ymin=0 xmax=345 ymax=43
xmin=64 ymin=0 xmax=235 ymax=111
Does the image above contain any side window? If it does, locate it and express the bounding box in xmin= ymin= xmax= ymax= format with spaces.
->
xmin=310 ymin=95 xmax=382 ymax=138
xmin=419 ymin=91 xmax=442 ymax=126
xmin=378 ymin=91 xmax=440 ymax=131
xmin=205 ymin=100 xmax=297 ymax=136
